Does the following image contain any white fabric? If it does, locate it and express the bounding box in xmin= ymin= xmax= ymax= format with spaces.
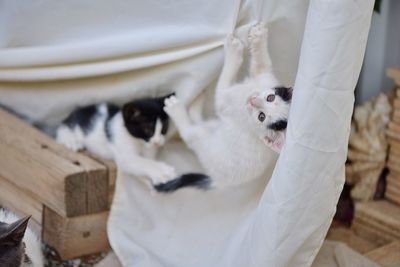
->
xmin=0 ymin=0 xmax=374 ymax=266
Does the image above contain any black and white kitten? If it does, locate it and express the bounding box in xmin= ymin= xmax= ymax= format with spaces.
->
xmin=0 ymin=209 xmax=44 ymax=267
xmin=156 ymin=23 xmax=292 ymax=192
xmin=56 ymin=93 xmax=181 ymax=185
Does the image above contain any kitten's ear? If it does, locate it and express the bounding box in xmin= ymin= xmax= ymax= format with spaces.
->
xmin=274 ymin=87 xmax=293 ymax=102
xmin=122 ymin=103 xmax=141 ymax=122
xmin=158 ymin=92 xmax=175 ymax=104
xmin=0 ymin=216 xmax=30 ymax=247
xmin=263 ymin=131 xmax=285 ymax=153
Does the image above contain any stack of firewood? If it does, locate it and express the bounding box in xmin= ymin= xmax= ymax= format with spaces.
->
xmin=386 ymin=68 xmax=400 ymax=205
xmin=352 ymin=200 xmax=400 ymax=246
xmin=346 ymin=94 xmax=391 ymax=201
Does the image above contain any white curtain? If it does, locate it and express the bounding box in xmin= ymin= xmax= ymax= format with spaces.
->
xmin=0 ymin=0 xmax=374 ymax=266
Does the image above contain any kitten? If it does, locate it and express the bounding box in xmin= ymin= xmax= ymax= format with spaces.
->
xmin=55 ymin=93 xmax=180 ymax=185
xmin=0 ymin=209 xmax=44 ymax=267
xmin=156 ymin=23 xmax=292 ymax=192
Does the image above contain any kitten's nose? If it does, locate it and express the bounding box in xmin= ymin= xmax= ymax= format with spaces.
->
xmin=249 ymin=96 xmax=263 ymax=108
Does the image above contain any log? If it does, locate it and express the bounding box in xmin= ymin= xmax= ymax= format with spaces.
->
xmin=0 ymin=109 xmax=109 ymax=217
xmin=353 ymin=201 xmax=400 ymax=235
xmin=365 ymin=241 xmax=400 ymax=267
xmin=352 ymin=220 xmax=393 ymax=247
xmin=385 ymin=187 xmax=400 ymax=206
xmin=43 ymin=207 xmax=110 ymax=260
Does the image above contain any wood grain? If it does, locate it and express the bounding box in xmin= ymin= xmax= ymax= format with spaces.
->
xmin=43 ymin=207 xmax=110 ymax=260
xmin=0 ymin=109 xmax=109 ymax=217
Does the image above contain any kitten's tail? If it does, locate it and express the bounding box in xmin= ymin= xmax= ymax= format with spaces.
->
xmin=154 ymin=173 xmax=211 ymax=193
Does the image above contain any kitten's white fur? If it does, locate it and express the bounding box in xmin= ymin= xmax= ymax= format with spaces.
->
xmin=56 ymin=104 xmax=176 ymax=185
xmin=0 ymin=209 xmax=44 ymax=267
xmin=164 ymin=23 xmax=289 ymax=188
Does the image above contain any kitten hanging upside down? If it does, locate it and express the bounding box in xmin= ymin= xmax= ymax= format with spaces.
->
xmin=156 ymin=23 xmax=292 ymax=192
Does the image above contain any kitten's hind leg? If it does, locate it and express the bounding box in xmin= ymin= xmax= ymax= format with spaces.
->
xmin=164 ymin=96 xmax=212 ymax=146
xmin=249 ymin=22 xmax=272 ymax=76
xmin=215 ymin=35 xmax=244 ymax=112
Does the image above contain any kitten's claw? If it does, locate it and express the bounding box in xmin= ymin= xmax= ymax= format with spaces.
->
xmin=248 ymin=22 xmax=268 ymax=46
xmin=225 ymin=34 xmax=244 ymax=56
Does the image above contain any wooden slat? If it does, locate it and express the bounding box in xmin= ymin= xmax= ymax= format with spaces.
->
xmin=365 ymin=241 xmax=400 ymax=267
xmin=0 ymin=109 xmax=108 ymax=217
xmin=43 ymin=207 xmax=110 ymax=260
xmin=0 ymin=176 xmax=43 ymax=235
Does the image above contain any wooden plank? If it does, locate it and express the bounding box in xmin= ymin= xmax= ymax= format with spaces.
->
xmin=0 ymin=176 xmax=43 ymax=235
xmin=43 ymin=207 xmax=110 ymax=260
xmin=0 ymin=109 xmax=108 ymax=217
xmin=326 ymin=227 xmax=378 ymax=254
xmin=365 ymin=241 xmax=400 ymax=267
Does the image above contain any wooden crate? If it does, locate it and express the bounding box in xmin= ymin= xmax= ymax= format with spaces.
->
xmin=0 ymin=108 xmax=117 ymax=259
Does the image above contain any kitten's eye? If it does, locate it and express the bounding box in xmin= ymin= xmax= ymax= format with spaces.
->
xmin=258 ymin=112 xmax=266 ymax=122
xmin=266 ymin=94 xmax=275 ymax=102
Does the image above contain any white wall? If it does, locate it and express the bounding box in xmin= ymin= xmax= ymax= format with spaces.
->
xmin=356 ymin=0 xmax=400 ymax=103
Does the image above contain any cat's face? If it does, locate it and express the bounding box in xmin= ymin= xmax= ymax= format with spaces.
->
xmin=246 ymin=86 xmax=292 ymax=152
xmin=122 ymin=93 xmax=174 ymax=146
xmin=0 ymin=216 xmax=31 ymax=267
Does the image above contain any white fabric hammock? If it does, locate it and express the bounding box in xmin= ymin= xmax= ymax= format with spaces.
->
xmin=0 ymin=0 xmax=374 ymax=266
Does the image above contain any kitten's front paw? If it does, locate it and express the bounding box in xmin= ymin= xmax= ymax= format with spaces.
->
xmin=147 ymin=163 xmax=177 ymax=184
xmin=225 ymin=34 xmax=244 ymax=57
xmin=164 ymin=96 xmax=185 ymax=118
xmin=248 ymin=22 xmax=268 ymax=46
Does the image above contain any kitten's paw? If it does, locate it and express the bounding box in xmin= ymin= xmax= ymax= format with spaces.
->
xmin=56 ymin=128 xmax=84 ymax=152
xmin=148 ymin=163 xmax=177 ymax=184
xmin=248 ymin=22 xmax=268 ymax=46
xmin=164 ymin=96 xmax=186 ymax=118
xmin=225 ymin=34 xmax=244 ymax=57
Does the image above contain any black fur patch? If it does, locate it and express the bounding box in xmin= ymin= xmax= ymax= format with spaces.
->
xmin=104 ymin=104 xmax=120 ymax=141
xmin=274 ymin=86 xmax=293 ymax=102
xmin=268 ymin=119 xmax=287 ymax=131
xmin=62 ymin=104 xmax=98 ymax=135
xmin=122 ymin=93 xmax=174 ymax=142
xmin=154 ymin=173 xmax=211 ymax=193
